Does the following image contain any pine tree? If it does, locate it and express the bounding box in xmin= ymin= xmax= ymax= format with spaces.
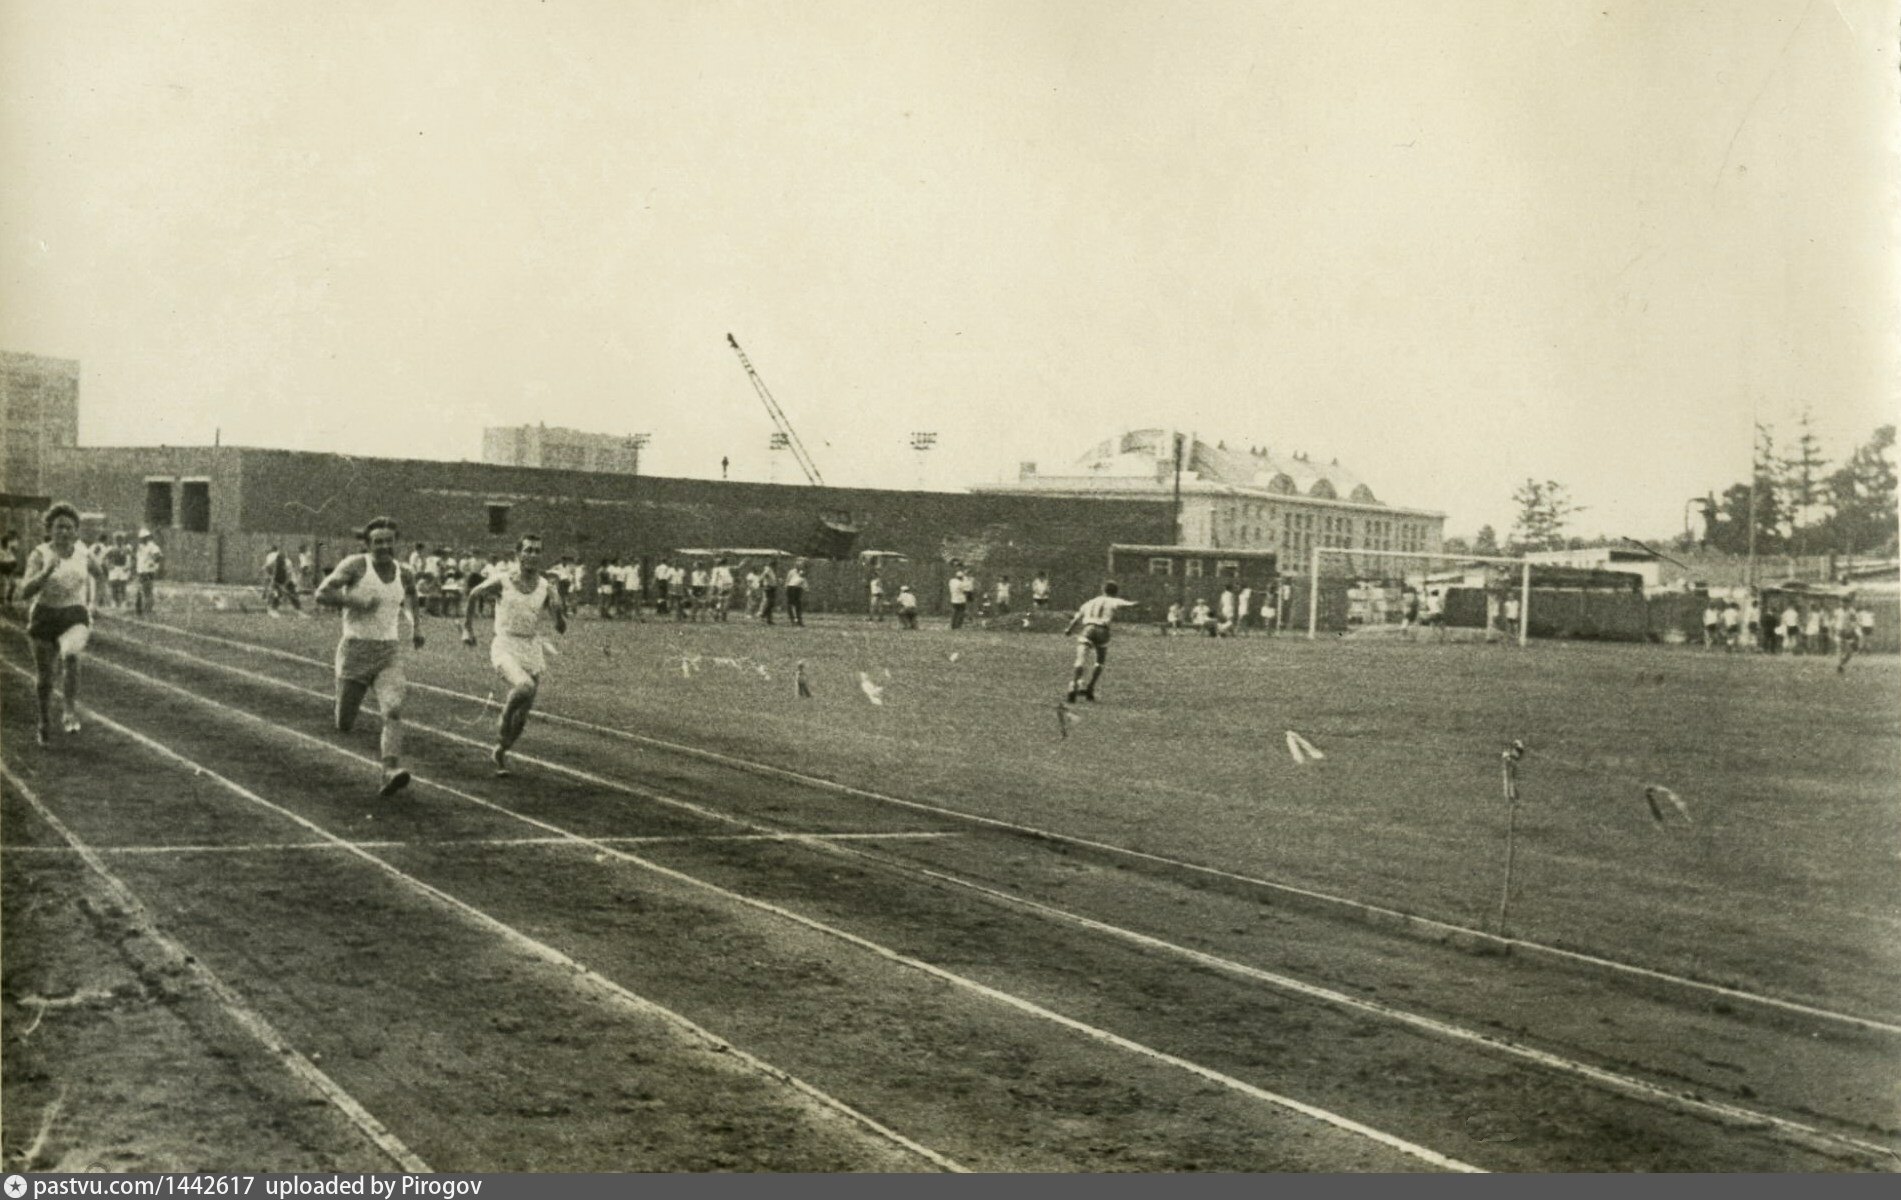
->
xmin=1509 ymin=480 xmax=1581 ymax=552
xmin=1822 ymin=425 xmax=1898 ymax=556
xmin=1780 ymin=407 xmax=1829 ymax=555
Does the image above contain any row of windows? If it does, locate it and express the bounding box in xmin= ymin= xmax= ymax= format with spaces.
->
xmin=144 ymin=480 xmax=212 ymax=533
xmin=1210 ymin=503 xmax=1434 ymax=556
xmin=1148 ymin=557 xmax=1245 ymax=578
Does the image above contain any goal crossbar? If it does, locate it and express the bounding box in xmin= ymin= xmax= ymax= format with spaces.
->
xmin=1306 ymin=545 xmax=1532 ymax=646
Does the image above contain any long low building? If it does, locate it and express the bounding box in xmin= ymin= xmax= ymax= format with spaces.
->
xmin=38 ymin=444 xmax=1175 ymax=609
xmin=974 ymin=429 xmax=1445 ymax=571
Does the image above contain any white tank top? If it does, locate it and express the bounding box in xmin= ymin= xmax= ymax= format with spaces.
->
xmin=494 ymin=571 xmax=549 ymax=639
xmin=33 ymin=542 xmax=94 ymax=610
xmin=341 ymin=555 xmax=407 ymax=641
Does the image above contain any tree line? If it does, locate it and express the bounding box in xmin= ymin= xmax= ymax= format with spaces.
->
xmin=1698 ymin=417 xmax=1896 ymax=558
xmin=1442 ymin=418 xmax=1896 ymax=559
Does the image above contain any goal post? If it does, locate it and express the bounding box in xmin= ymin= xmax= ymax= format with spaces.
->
xmin=1306 ymin=545 xmax=1533 ymax=646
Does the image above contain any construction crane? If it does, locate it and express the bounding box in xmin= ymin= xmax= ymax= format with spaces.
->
xmin=726 ymin=332 xmax=826 ymax=486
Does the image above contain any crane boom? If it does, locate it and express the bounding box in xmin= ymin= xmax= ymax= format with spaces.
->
xmin=726 ymin=333 xmax=826 ymax=486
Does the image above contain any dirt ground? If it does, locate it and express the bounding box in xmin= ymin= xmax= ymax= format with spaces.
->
xmin=3 ymin=607 xmax=1896 ymax=1171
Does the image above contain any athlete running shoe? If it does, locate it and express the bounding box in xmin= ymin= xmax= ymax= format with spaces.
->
xmin=377 ymin=769 xmax=412 ymax=799
xmin=1080 ymin=688 xmax=1097 ymax=703
xmin=491 ymin=746 xmax=510 ymax=777
xmin=1064 ymin=684 xmax=1079 ymax=703
xmin=61 ymin=713 xmax=82 ymax=733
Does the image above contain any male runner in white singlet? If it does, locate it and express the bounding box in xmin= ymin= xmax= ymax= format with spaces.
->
xmin=462 ymin=533 xmax=566 ymax=775
xmin=315 ymin=517 xmax=425 ymax=797
xmin=19 ymin=503 xmax=107 ymax=744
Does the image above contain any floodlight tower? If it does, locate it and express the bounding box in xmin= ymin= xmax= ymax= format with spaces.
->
xmin=768 ymin=431 xmax=790 ymax=485
xmin=625 ymin=432 xmax=650 ymax=482
xmin=911 ymin=431 xmax=938 ymax=490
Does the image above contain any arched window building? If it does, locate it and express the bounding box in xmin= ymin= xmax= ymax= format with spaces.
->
xmin=974 ymin=429 xmax=1445 ymax=566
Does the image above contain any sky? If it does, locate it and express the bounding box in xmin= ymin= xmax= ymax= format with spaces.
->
xmin=3 ymin=0 xmax=1896 ymax=538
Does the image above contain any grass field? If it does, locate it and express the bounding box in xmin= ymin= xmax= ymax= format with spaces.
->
xmin=138 ymin=598 xmax=1901 ymax=1017
xmin=4 ymin=593 xmax=1898 ymax=1171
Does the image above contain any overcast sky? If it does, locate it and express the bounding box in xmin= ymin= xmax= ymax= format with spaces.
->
xmin=3 ymin=0 xmax=1896 ymax=537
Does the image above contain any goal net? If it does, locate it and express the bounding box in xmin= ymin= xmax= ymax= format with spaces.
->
xmin=1302 ymin=546 xmax=1533 ymax=645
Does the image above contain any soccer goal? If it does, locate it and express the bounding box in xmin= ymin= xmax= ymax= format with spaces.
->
xmin=1304 ymin=546 xmax=1534 ymax=646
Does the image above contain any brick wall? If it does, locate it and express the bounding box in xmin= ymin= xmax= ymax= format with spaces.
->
xmin=42 ymin=446 xmax=245 ymax=544
xmin=44 ymin=446 xmax=1175 ymax=595
xmin=225 ymin=449 xmax=1170 ymax=601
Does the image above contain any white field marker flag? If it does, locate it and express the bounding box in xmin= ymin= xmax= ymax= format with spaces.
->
xmin=1642 ymin=784 xmax=1692 ymax=826
xmin=795 ymin=661 xmax=813 ymax=698
xmin=1285 ymin=731 xmax=1325 ymax=764
xmin=1056 ymin=703 xmax=1082 ymax=738
xmin=1501 ymin=740 xmax=1526 ymax=801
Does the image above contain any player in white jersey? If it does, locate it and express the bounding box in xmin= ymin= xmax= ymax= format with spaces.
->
xmin=0 ymin=531 xmax=20 ymax=606
xmin=463 ymin=533 xmax=566 ymax=775
xmin=103 ymin=532 xmax=133 ymax=607
xmin=315 ymin=517 xmax=425 ymax=797
xmin=133 ymin=530 xmax=164 ymax=615
xmin=1063 ymin=581 xmax=1140 ymax=703
xmin=19 ymin=503 xmax=108 ymax=744
xmin=710 ymin=557 xmax=735 ymax=622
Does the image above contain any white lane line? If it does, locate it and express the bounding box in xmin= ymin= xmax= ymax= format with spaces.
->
xmin=78 ymin=630 xmax=1901 ymax=1165
xmin=844 ymin=848 xmax=1901 ymax=1164
xmin=0 ymin=666 xmax=965 ymax=1175
xmin=0 ymin=832 xmax=962 ymax=856
xmin=103 ymin=615 xmax=1901 ymax=1040
xmin=52 ymin=647 xmax=1477 ymax=1172
xmin=0 ymin=762 xmax=431 ymax=1173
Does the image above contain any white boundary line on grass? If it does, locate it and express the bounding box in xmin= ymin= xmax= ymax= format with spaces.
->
xmin=107 ymin=613 xmax=1901 ymax=1040
xmin=0 ymin=832 xmax=962 ymax=857
xmin=0 ymin=661 xmax=967 ymax=1175
xmin=0 ymin=762 xmax=432 ymax=1173
xmin=30 ymin=647 xmax=1481 ymax=1173
xmin=61 ymin=641 xmax=1901 ymax=1168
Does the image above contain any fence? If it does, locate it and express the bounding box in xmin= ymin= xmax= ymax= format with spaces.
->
xmin=1306 ymin=576 xmax=1900 ymax=653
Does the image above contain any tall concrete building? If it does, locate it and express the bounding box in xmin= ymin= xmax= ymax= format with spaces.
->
xmin=2 ymin=351 xmax=80 ymax=497
xmin=483 ymin=423 xmax=643 ymax=475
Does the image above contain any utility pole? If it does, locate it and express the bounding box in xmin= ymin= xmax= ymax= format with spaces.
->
xmin=1173 ymin=431 xmax=1186 ymax=611
xmin=1747 ymin=422 xmax=1763 ymax=590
